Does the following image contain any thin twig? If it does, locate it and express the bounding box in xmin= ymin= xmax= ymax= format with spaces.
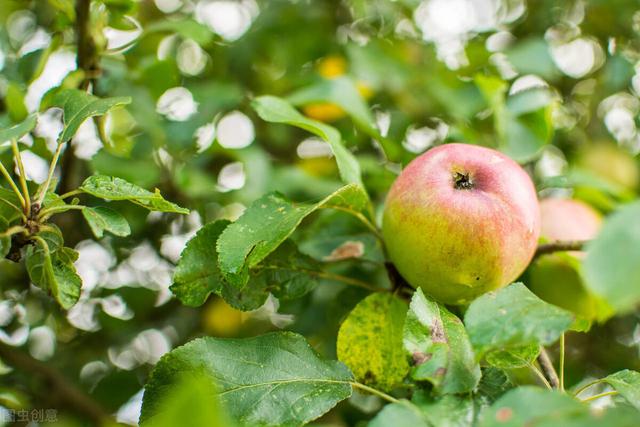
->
xmin=321 ymin=205 xmax=383 ymax=241
xmin=537 ymin=347 xmax=560 ymax=389
xmin=534 ymin=241 xmax=587 ymax=259
xmin=11 ymin=140 xmax=30 ymax=214
xmin=580 ymin=391 xmax=619 ymax=403
xmin=36 ymin=141 xmax=64 ymax=205
xmin=38 ymin=204 xmax=85 ymax=222
xmin=559 ymin=333 xmax=565 ymax=392
xmin=529 ymin=363 xmax=553 ymax=390
xmin=0 ymin=341 xmax=111 ymax=424
xmin=31 ymin=235 xmax=50 ymax=256
xmin=0 ymin=225 xmax=27 ymax=239
xmin=350 ymin=381 xmax=399 ymax=403
xmin=0 ymin=161 xmax=26 ymax=208
xmin=573 ymin=378 xmax=605 ymax=397
xmin=60 ymin=189 xmax=83 ymax=200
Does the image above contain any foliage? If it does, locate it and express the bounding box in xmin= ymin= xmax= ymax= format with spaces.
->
xmin=0 ymin=0 xmax=640 ymax=426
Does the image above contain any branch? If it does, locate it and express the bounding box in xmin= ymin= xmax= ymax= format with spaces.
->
xmin=59 ymin=0 xmax=96 ymax=196
xmin=75 ymin=0 xmax=95 ymax=91
xmin=0 ymin=341 xmax=111 ymax=424
xmin=537 ymin=347 xmax=560 ymax=389
xmin=534 ymin=240 xmax=588 ymax=259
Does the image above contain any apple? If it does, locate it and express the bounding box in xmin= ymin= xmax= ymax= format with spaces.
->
xmin=383 ymin=143 xmax=541 ymax=304
xmin=577 ymin=143 xmax=639 ymax=191
xmin=538 ymin=198 xmax=601 ymax=246
xmin=528 ymin=198 xmax=603 ymax=319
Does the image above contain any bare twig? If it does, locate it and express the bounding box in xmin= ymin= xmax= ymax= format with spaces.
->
xmin=534 ymin=241 xmax=587 ymax=259
xmin=537 ymin=347 xmax=560 ymax=389
xmin=0 ymin=341 xmax=111 ymax=424
xmin=59 ymin=0 xmax=97 ymax=196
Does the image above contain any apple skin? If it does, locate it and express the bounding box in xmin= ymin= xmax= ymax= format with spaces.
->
xmin=383 ymin=143 xmax=541 ymax=304
xmin=538 ymin=198 xmax=601 ymax=245
xmin=529 ymin=198 xmax=602 ymax=318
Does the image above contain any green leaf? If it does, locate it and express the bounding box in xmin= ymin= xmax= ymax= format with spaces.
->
xmin=140 ymin=375 xmax=234 ymax=427
xmin=403 ymin=288 xmax=480 ymax=394
xmin=171 ymin=220 xmax=230 ymax=307
xmin=479 ymin=387 xmax=583 ymax=427
xmin=0 ymin=189 xmax=23 ymax=223
xmin=0 ymin=217 xmax=11 ymax=259
xmin=369 ymin=400 xmax=429 ymax=427
xmin=287 ymin=77 xmax=373 ymax=132
xmin=25 ymin=230 xmax=81 ymax=309
xmin=506 ymin=87 xmax=556 ymax=116
xmin=48 ymin=89 xmax=131 ymax=142
xmin=337 ymin=292 xmax=409 ymax=392
xmin=5 ymin=83 xmax=28 ymax=123
xmin=476 ymin=367 xmax=515 ymax=405
xmin=25 ymin=228 xmax=65 ymax=285
xmin=413 ymin=391 xmax=477 ymax=427
xmin=583 ymin=202 xmax=640 ymax=314
xmin=143 ymin=19 xmax=214 ymax=45
xmin=464 ymin=283 xmax=573 ymax=358
xmin=505 ymin=38 xmax=560 ymax=80
xmin=252 ymin=240 xmax=321 ymax=301
xmin=287 ymin=77 xmax=399 ymax=159
xmin=503 ymin=107 xmax=553 ymax=162
xmin=484 ymin=345 xmax=540 ymax=369
xmin=0 ymin=114 xmax=37 ymax=149
xmin=42 ymin=192 xmax=67 ymax=210
xmin=81 ymin=206 xmax=131 ymax=239
xmin=475 ymin=75 xmax=507 ymax=132
xmin=298 ymin=211 xmax=384 ymax=263
xmin=252 ymin=96 xmax=363 ymax=186
xmin=479 ymin=386 xmax=639 ymax=427
xmin=475 ymin=75 xmax=553 ymax=162
xmin=217 ymin=184 xmax=369 ymax=287
xmin=602 ymin=370 xmax=640 ymax=410
xmin=172 ymin=220 xmax=321 ymax=310
xmin=80 ymin=175 xmax=188 ymax=214
xmin=140 ymin=332 xmax=353 ymax=427
xmin=219 ymin=241 xmax=323 ymax=311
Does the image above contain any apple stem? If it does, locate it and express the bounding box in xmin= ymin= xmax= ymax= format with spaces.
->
xmin=534 ymin=240 xmax=588 ymax=259
xmin=453 ymin=171 xmax=474 ymax=190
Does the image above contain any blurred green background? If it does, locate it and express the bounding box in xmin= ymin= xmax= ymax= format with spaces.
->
xmin=1 ymin=0 xmax=640 ymax=425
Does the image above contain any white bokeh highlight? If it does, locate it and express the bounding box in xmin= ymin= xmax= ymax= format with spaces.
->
xmin=156 ymin=87 xmax=199 ymax=121
xmin=216 ymin=111 xmax=255 ymax=149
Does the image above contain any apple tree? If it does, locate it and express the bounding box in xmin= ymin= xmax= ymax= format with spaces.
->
xmin=0 ymin=0 xmax=639 ymax=426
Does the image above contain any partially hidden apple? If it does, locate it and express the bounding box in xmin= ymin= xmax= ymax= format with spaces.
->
xmin=383 ymin=143 xmax=541 ymax=304
xmin=528 ymin=198 xmax=604 ymax=319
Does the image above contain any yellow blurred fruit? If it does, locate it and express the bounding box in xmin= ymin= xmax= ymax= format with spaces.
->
xmin=317 ymin=55 xmax=347 ymax=79
xmin=303 ymin=103 xmax=346 ymax=122
xmin=202 ymin=298 xmax=243 ymax=337
xmin=356 ymin=81 xmax=374 ymax=100
xmin=577 ymin=143 xmax=639 ymax=190
xmin=298 ymin=157 xmax=338 ymax=177
xmin=302 ymin=55 xmax=375 ymax=122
